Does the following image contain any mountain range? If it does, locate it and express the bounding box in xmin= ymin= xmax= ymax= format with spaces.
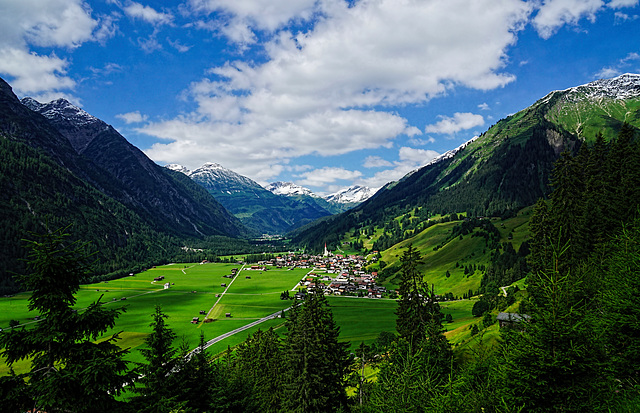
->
xmin=291 ymin=73 xmax=640 ymax=251
xmin=0 ymin=76 xmax=245 ymax=292
xmin=165 ymin=163 xmax=375 ymax=234
xmin=1 ymin=72 xmax=639 ymax=291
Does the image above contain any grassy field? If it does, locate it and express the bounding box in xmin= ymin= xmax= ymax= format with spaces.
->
xmin=1 ymin=262 xmax=484 ymax=377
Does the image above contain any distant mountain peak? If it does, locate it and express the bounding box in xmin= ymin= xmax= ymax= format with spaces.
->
xmin=542 ymin=72 xmax=640 ymax=104
xmin=21 ymin=97 xmax=100 ymax=127
xmin=189 ymin=162 xmax=264 ymax=191
xmin=325 ymin=185 xmax=377 ymax=204
xmin=266 ymin=181 xmax=316 ymax=197
xmin=165 ymin=164 xmax=191 ymax=175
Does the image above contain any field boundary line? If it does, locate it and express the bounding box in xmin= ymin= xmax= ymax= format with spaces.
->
xmin=201 ymin=264 xmax=245 ymax=325
xmin=290 ymin=267 xmax=316 ymax=291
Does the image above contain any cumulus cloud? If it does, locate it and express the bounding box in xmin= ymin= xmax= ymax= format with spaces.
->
xmin=143 ymin=0 xmax=532 ymax=184
xmin=116 ymin=111 xmax=148 ymax=124
xmin=398 ymin=147 xmax=441 ymax=165
xmin=608 ymin=0 xmax=639 ymax=7
xmin=354 ymin=146 xmax=441 ymax=189
xmin=296 ymin=167 xmax=363 ymax=187
xmin=363 ymin=156 xmax=394 ymax=168
xmin=0 ymin=0 xmax=102 ymax=96
xmin=533 ymin=0 xmax=604 ymax=39
xmin=188 ymin=0 xmax=317 ymax=33
xmin=425 ymin=112 xmax=485 ymax=135
xmin=123 ymin=2 xmax=173 ymax=25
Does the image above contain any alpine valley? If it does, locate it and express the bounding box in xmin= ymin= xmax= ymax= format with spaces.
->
xmin=2 ymin=64 xmax=640 ymax=412
xmin=1 ymin=72 xmax=640 ymax=298
xmin=165 ymin=163 xmax=374 ymax=235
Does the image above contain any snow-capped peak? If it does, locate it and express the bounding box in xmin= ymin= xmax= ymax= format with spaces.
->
xmin=541 ymin=73 xmax=640 ymax=104
xmin=165 ymin=164 xmax=191 ymax=175
xmin=325 ymin=185 xmax=377 ymax=204
xmin=189 ymin=162 xmax=264 ymax=190
xmin=21 ymin=97 xmax=100 ymax=126
xmin=266 ymin=182 xmax=317 ymax=197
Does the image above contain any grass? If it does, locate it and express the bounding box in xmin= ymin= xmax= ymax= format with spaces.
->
xmin=0 ymin=260 xmax=498 ymax=380
xmin=0 ymin=263 xmax=309 ymax=371
xmin=327 ymin=297 xmax=398 ymax=350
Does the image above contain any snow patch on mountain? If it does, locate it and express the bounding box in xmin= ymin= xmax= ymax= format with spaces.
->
xmin=266 ymin=182 xmax=317 ymax=197
xmin=541 ymin=73 xmax=640 ymax=105
xmin=21 ymin=97 xmax=100 ymax=127
xmin=325 ymin=185 xmax=377 ymax=204
xmin=165 ymin=164 xmax=191 ymax=175
xmin=188 ymin=162 xmax=265 ymax=191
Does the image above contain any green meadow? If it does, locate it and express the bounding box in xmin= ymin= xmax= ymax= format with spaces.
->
xmin=1 ymin=262 xmax=482 ymax=376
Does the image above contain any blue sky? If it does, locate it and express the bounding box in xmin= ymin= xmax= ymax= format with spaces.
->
xmin=1 ymin=0 xmax=639 ymax=195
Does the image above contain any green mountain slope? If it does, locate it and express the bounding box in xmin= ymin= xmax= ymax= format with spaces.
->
xmin=291 ymin=73 xmax=640 ymax=253
xmin=179 ymin=163 xmax=333 ymax=235
xmin=0 ymin=77 xmax=250 ymax=293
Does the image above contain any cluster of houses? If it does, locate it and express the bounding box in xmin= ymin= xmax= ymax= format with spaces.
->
xmin=254 ymin=250 xmax=390 ymax=299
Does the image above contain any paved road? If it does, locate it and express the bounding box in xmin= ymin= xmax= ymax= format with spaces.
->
xmin=187 ymin=306 xmax=293 ymax=358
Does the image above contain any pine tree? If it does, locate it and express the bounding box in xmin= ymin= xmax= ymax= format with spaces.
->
xmin=282 ymin=289 xmax=351 ymax=413
xmin=172 ymin=332 xmax=218 ymax=412
xmin=0 ymin=227 xmax=131 ymax=412
xmin=234 ymin=328 xmax=284 ymax=412
xmin=499 ymin=237 xmax=609 ymax=412
xmin=597 ymin=217 xmax=640 ymax=381
xmin=133 ymin=306 xmax=181 ymax=412
xmin=395 ymin=244 xmax=428 ymax=346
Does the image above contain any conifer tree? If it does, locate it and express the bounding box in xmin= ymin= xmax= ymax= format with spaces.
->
xmin=133 ymin=306 xmax=180 ymax=412
xmin=282 ymin=289 xmax=351 ymax=413
xmin=0 ymin=227 xmax=131 ymax=412
xmin=395 ymin=244 xmax=428 ymax=346
xmin=234 ymin=328 xmax=284 ymax=412
xmin=596 ymin=217 xmax=640 ymax=381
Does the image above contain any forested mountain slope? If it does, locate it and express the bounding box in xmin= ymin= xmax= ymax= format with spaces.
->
xmin=0 ymin=77 xmax=247 ymax=293
xmin=291 ymin=74 xmax=640 ymax=252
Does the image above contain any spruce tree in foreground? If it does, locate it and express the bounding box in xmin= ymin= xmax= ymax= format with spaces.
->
xmin=132 ymin=306 xmax=181 ymax=412
xmin=282 ymin=289 xmax=351 ymax=413
xmin=395 ymin=244 xmax=428 ymax=346
xmin=0 ymin=227 xmax=131 ymax=412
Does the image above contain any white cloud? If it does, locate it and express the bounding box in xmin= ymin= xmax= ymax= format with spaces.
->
xmin=409 ymin=136 xmax=436 ymax=145
xmin=533 ymin=0 xmax=604 ymax=39
xmin=595 ymin=52 xmax=640 ymax=78
xmin=425 ymin=112 xmax=485 ymax=135
xmin=355 ymin=146 xmax=441 ymax=189
xmin=188 ymin=0 xmax=317 ymax=32
xmin=296 ymin=167 xmax=363 ymax=187
xmin=398 ymin=147 xmax=441 ymax=165
xmin=143 ymin=0 xmax=532 ymax=185
xmin=363 ymin=156 xmax=393 ymax=168
xmin=116 ymin=111 xmax=148 ymax=124
xmin=595 ymin=67 xmax=622 ymax=78
xmin=124 ymin=2 xmax=173 ymax=26
xmin=608 ymin=0 xmax=639 ymax=8
xmin=0 ymin=48 xmax=75 ymax=95
xmin=0 ymin=0 xmax=101 ymax=96
xmin=94 ymin=12 xmax=121 ymax=45
xmin=478 ymin=102 xmax=490 ymax=110
xmin=621 ymin=52 xmax=640 ymax=64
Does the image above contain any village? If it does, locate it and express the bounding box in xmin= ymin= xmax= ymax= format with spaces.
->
xmin=247 ymin=245 xmax=391 ymax=300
